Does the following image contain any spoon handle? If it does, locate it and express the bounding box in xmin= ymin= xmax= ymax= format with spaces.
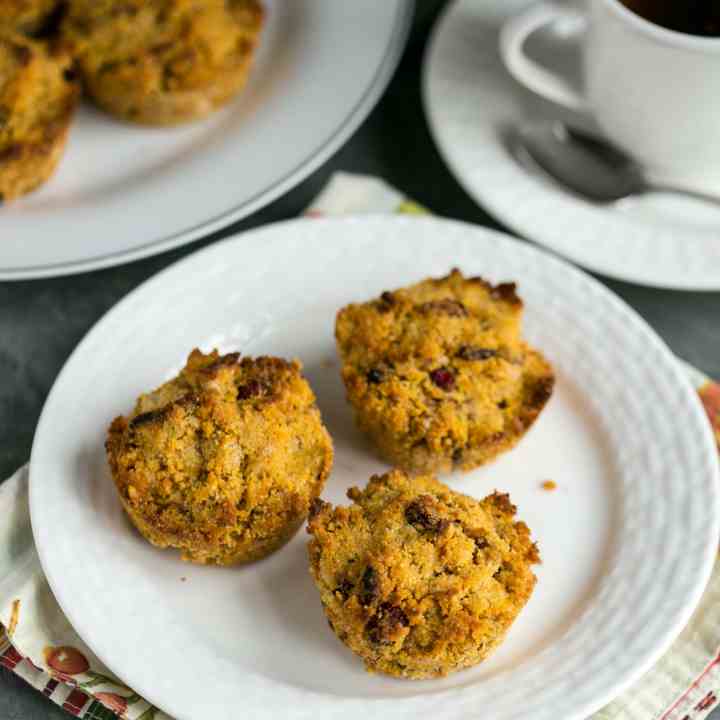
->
xmin=564 ymin=123 xmax=720 ymax=204
xmin=644 ymin=181 xmax=720 ymax=206
xmin=567 ymin=127 xmax=720 ymax=205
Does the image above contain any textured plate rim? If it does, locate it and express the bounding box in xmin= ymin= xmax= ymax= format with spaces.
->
xmin=29 ymin=215 xmax=720 ymax=720
xmin=0 ymin=1 xmax=413 ymax=281
xmin=421 ymin=0 xmax=720 ymax=291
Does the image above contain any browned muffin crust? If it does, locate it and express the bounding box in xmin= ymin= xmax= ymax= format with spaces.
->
xmin=0 ymin=0 xmax=60 ymax=35
xmin=307 ymin=470 xmax=540 ymax=678
xmin=61 ymin=0 xmax=264 ymax=125
xmin=0 ymin=31 xmax=79 ymax=201
xmin=106 ymin=349 xmax=334 ymax=565
xmin=335 ymin=269 xmax=555 ymax=474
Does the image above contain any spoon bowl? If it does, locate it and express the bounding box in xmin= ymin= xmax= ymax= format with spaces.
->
xmin=514 ymin=123 xmax=720 ymax=206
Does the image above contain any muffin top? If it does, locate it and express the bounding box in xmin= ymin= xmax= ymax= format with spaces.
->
xmin=106 ymin=349 xmax=333 ymax=563
xmin=335 ymin=269 xmax=554 ymax=471
xmin=0 ymin=31 xmax=77 ymax=155
xmin=307 ymin=470 xmax=539 ymax=677
xmin=337 ymin=268 xmax=526 ymax=369
xmin=61 ymin=0 xmax=264 ymax=94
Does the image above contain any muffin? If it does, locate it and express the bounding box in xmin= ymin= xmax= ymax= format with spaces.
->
xmin=0 ymin=31 xmax=79 ymax=201
xmin=307 ymin=469 xmax=540 ymax=678
xmin=61 ymin=0 xmax=264 ymax=125
xmin=106 ymin=349 xmax=333 ymax=565
xmin=335 ymin=269 xmax=554 ymax=474
xmin=0 ymin=0 xmax=59 ymax=35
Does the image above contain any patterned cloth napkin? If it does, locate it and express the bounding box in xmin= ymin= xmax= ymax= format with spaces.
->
xmin=2 ymin=172 xmax=719 ymax=720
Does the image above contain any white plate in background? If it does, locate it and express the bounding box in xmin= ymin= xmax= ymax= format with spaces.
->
xmin=0 ymin=1 xmax=412 ymax=279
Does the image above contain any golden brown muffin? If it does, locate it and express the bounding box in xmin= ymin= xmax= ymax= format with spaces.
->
xmin=106 ymin=349 xmax=333 ymax=565
xmin=61 ymin=0 xmax=264 ymax=125
xmin=335 ymin=269 xmax=555 ymax=475
xmin=0 ymin=31 xmax=79 ymax=201
xmin=0 ymin=0 xmax=60 ymax=35
xmin=307 ymin=470 xmax=540 ymax=678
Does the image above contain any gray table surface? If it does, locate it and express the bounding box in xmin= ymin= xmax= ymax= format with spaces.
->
xmin=2 ymin=3 xmax=719 ymax=718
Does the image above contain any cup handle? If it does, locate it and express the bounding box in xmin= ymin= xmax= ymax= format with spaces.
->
xmin=499 ymin=2 xmax=588 ymax=112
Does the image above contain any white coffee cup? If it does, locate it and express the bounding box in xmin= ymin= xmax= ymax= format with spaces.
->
xmin=500 ymin=0 xmax=720 ymax=194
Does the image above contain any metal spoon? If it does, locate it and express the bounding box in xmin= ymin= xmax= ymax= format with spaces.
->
xmin=513 ymin=123 xmax=720 ymax=205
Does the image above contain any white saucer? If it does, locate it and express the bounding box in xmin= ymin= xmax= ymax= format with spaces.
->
xmin=0 ymin=1 xmax=412 ymax=280
xmin=30 ymin=216 xmax=719 ymax=720
xmin=423 ymin=0 xmax=720 ymax=290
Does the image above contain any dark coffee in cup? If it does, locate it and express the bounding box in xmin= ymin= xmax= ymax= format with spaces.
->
xmin=620 ymin=1 xmax=720 ymax=37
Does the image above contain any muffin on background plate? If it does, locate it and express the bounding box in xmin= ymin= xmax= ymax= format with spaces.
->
xmin=335 ymin=269 xmax=554 ymax=475
xmin=0 ymin=30 xmax=79 ymax=201
xmin=106 ymin=349 xmax=333 ymax=565
xmin=61 ymin=0 xmax=264 ymax=125
xmin=307 ymin=469 xmax=540 ymax=678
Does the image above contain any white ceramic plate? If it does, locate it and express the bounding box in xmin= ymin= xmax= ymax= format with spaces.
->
xmin=0 ymin=1 xmax=412 ymax=280
xmin=423 ymin=0 xmax=720 ymax=290
xmin=30 ymin=216 xmax=719 ymax=720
